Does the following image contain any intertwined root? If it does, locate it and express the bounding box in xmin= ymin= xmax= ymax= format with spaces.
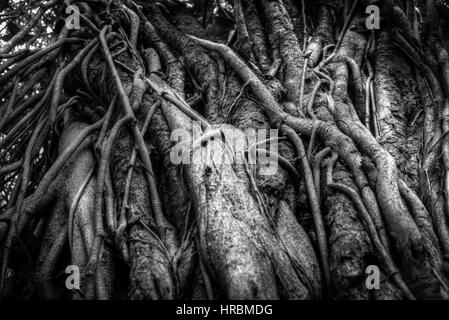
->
xmin=1 ymin=0 xmax=449 ymax=300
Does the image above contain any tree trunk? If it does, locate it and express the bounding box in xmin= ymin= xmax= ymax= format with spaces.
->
xmin=1 ymin=0 xmax=449 ymax=300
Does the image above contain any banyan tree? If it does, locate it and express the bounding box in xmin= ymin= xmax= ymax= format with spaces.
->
xmin=1 ymin=0 xmax=449 ymax=300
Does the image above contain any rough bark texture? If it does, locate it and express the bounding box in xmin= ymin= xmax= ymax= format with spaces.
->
xmin=1 ymin=0 xmax=449 ymax=300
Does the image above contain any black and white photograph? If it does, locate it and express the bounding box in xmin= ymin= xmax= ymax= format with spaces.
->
xmin=0 ymin=0 xmax=448 ymax=310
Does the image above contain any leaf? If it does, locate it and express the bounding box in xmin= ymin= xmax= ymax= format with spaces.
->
xmin=6 ymin=22 xmax=19 ymax=36
xmin=0 ymin=0 xmax=8 ymax=11
xmin=1 ymin=22 xmax=33 ymax=43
